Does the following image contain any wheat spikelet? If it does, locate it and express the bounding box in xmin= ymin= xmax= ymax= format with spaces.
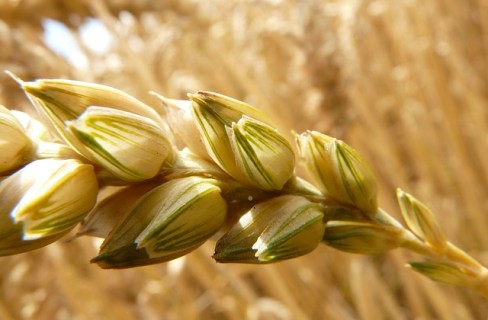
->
xmin=1 ymin=0 xmax=488 ymax=319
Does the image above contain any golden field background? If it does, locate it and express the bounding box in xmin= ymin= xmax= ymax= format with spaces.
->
xmin=1 ymin=0 xmax=488 ymax=318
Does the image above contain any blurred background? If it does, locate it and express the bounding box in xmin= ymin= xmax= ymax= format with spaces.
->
xmin=1 ymin=0 xmax=488 ymax=318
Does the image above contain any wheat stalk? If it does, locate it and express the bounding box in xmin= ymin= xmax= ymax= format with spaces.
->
xmin=1 ymin=76 xmax=487 ymax=300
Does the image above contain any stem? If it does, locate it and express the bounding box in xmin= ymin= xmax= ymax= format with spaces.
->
xmin=475 ymin=270 xmax=488 ymax=298
xmin=375 ymin=208 xmax=488 ymax=296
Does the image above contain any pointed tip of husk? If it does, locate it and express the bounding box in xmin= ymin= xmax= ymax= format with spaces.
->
xmin=5 ymin=70 xmax=26 ymax=86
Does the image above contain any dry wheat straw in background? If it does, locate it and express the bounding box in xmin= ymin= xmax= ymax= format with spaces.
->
xmin=1 ymin=0 xmax=488 ymax=319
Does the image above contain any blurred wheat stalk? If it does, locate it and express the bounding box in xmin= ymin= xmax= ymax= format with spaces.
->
xmin=1 ymin=0 xmax=488 ymax=319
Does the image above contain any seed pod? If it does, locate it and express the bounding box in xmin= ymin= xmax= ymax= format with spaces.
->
xmin=67 ymin=106 xmax=172 ymax=182
xmin=22 ymin=78 xmax=162 ymax=123
xmin=190 ymin=92 xmax=293 ymax=190
xmin=323 ymin=221 xmax=404 ymax=255
xmin=296 ymin=130 xmax=378 ymax=214
xmin=0 ymin=105 xmax=33 ymax=174
xmin=19 ymin=77 xmax=165 ymax=158
xmin=408 ymin=261 xmax=480 ymax=289
xmin=0 ymin=159 xmax=98 ymax=255
xmin=92 ymin=177 xmax=227 ymax=268
xmin=214 ymin=195 xmax=325 ymax=263
xmin=228 ymin=117 xmax=295 ymax=191
xmin=397 ymin=189 xmax=446 ymax=252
